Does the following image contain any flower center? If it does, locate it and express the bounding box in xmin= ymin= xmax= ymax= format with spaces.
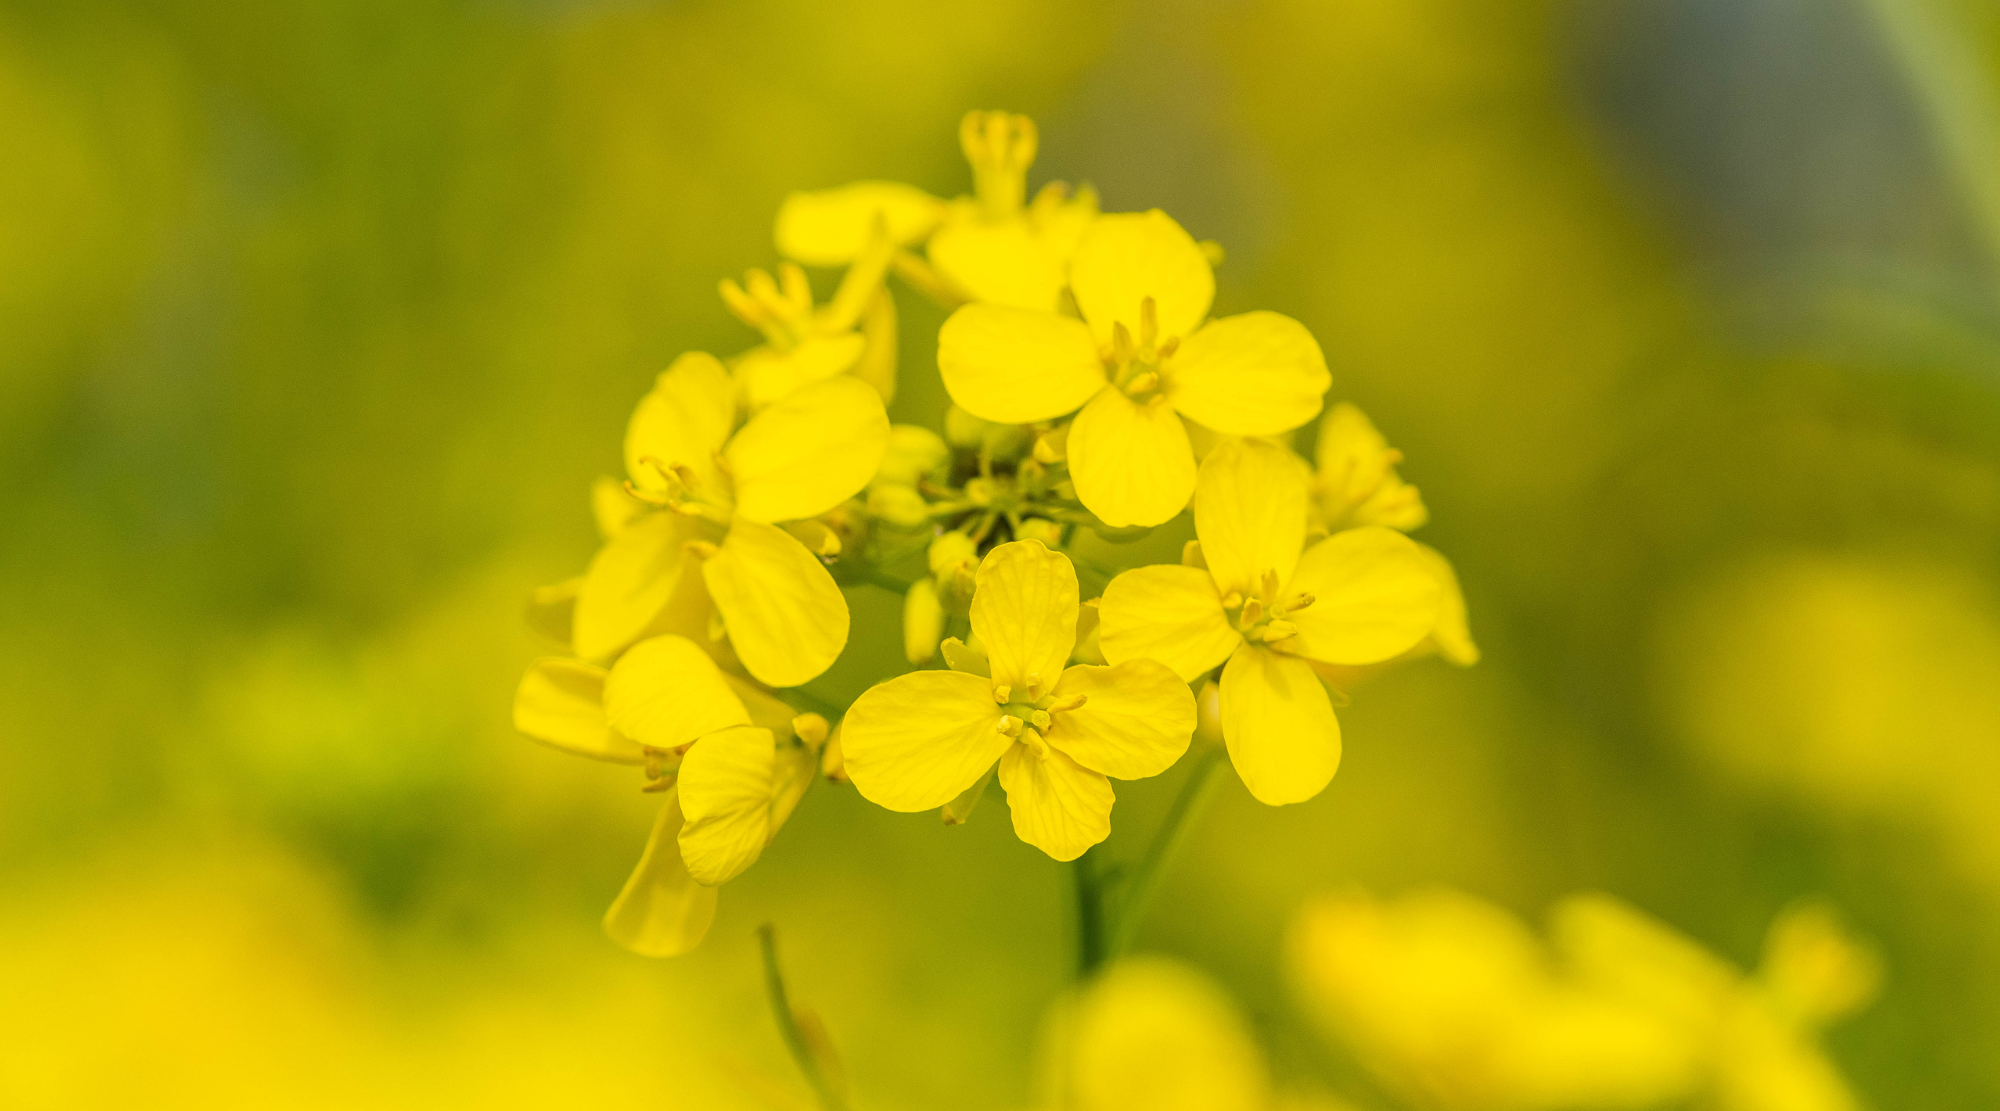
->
xmin=720 ymin=263 xmax=815 ymax=349
xmin=629 ymin=454 xmax=737 ymax=526
xmin=1104 ymin=296 xmax=1179 ymax=402
xmin=1220 ymin=569 xmax=1315 ymax=645
xmin=991 ymin=674 xmax=1089 ymax=756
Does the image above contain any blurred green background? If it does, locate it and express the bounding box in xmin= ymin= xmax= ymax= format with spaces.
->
xmin=4 ymin=0 xmax=2000 ymax=1106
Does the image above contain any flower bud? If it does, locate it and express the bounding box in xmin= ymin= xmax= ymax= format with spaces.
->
xmin=877 ymin=424 xmax=950 ymax=487
xmin=819 ymin=724 xmax=848 ymax=783
xmin=903 ymin=578 xmax=944 ymax=664
xmin=944 ymin=404 xmax=991 ymax=449
xmin=1014 ymin=518 xmax=1062 ymax=547
xmin=867 ymin=482 xmax=931 ymax=529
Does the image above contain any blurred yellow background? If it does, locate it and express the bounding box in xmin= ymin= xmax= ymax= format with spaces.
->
xmin=4 ymin=0 xmax=1999 ymax=1106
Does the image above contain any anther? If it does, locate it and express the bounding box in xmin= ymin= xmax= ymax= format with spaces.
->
xmin=1025 ymin=673 xmax=1043 ymax=700
xmin=1139 ymin=296 xmax=1158 ymax=352
xmin=1262 ymin=620 xmax=1298 ymax=642
xmin=1221 ymin=591 xmax=1244 ymax=610
xmin=1261 ymin=569 xmax=1283 ymax=604
xmin=992 ymin=683 xmax=1011 ymax=704
xmin=1239 ymin=598 xmax=1264 ymax=627
xmin=996 ymin=714 xmax=1023 ymax=737
xmin=1123 ymin=371 xmax=1159 ymax=397
xmin=1111 ymin=321 xmax=1135 ymax=364
xmin=684 ymin=540 xmax=719 ymax=559
xmin=1287 ymin=592 xmax=1317 ymax=612
xmin=1046 ymin=693 xmax=1088 ymax=713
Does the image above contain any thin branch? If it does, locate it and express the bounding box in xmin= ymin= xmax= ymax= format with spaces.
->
xmin=757 ymin=924 xmax=853 ymax=1111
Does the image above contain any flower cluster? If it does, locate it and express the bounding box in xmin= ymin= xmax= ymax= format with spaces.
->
xmin=514 ymin=111 xmax=1474 ymax=955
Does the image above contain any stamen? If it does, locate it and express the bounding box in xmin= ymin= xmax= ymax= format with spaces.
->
xmin=1139 ymin=296 xmax=1158 ymax=352
xmin=1123 ymin=371 xmax=1159 ymax=397
xmin=1220 ymin=591 xmax=1244 ymax=610
xmin=996 ymin=714 xmax=1023 ymax=737
xmin=1025 ymin=673 xmax=1043 ymax=700
xmin=1261 ymin=620 xmax=1298 ymax=642
xmin=1029 ymin=710 xmax=1051 ymax=730
xmin=992 ymin=683 xmax=1011 ymax=704
xmin=1046 ymin=693 xmax=1088 ymax=713
xmin=684 ymin=540 xmax=719 ymax=559
xmin=1288 ymin=592 xmax=1317 ymax=612
xmin=1111 ymin=321 xmax=1135 ymax=364
xmin=1239 ymin=598 xmax=1264 ymax=628
xmin=1261 ymin=569 xmax=1282 ymax=605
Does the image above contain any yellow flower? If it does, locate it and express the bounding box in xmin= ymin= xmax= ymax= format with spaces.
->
xmin=723 ymin=224 xmax=898 ymax=409
xmin=840 ymin=539 xmax=1195 ymax=861
xmin=572 ymin=351 xmax=888 ymax=686
xmin=512 ymin=635 xmax=822 ymax=956
xmin=1308 ymin=403 xmax=1478 ymax=667
xmin=1553 ymin=896 xmax=1880 ymax=1111
xmin=938 ymin=210 xmax=1329 ymax=527
xmin=1097 ymin=439 xmax=1439 ymax=804
xmin=773 ymin=110 xmax=1099 ymax=312
xmin=1289 ymin=889 xmax=1702 ymax=1111
xmin=1310 ymin=402 xmax=1428 ymax=533
xmin=1035 ymin=958 xmax=1274 ymax=1111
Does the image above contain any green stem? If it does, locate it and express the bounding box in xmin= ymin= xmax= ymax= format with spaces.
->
xmin=1109 ymin=747 xmax=1226 ymax=959
xmin=1072 ymin=847 xmax=1108 ymax=980
xmin=757 ymin=924 xmax=852 ymax=1111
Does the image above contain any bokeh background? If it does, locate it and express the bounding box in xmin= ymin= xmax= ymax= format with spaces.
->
xmin=5 ymin=0 xmax=1999 ymax=1106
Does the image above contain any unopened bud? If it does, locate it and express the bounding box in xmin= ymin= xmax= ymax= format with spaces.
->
xmin=1033 ymin=425 xmax=1068 ymax=464
xmin=819 ymin=725 xmax=848 ymax=783
xmin=1014 ymin=518 xmax=1062 ymax=547
xmin=867 ymin=482 xmax=931 ymax=529
xmin=790 ymin=713 xmax=829 ymax=748
xmin=903 ymin=578 xmax=944 ymax=665
xmin=877 ymin=424 xmax=951 ymax=487
xmin=944 ymin=405 xmax=991 ymax=449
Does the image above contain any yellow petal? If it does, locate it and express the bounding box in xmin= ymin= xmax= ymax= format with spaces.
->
xmin=676 ymin=725 xmax=777 ymax=886
xmin=1283 ymin=527 xmax=1442 ymax=666
xmin=513 ymin=657 xmax=642 ymax=764
xmin=1043 ymin=661 xmax=1195 ymax=780
xmin=603 ymin=789 xmax=717 ymax=958
xmin=998 ymin=740 xmax=1113 ymax=861
xmin=1068 ymin=210 xmax=1214 ymax=343
xmin=1060 ymin=957 xmax=1271 ymax=1111
xmin=624 ymin=351 xmax=736 ymax=493
xmin=602 ymin=634 xmax=750 ymax=750
xmin=725 ymin=673 xmax=805 ymax=740
xmin=733 ymin=333 xmax=867 ymax=411
xmin=1194 ymin=437 xmax=1309 ymax=598
xmin=573 ymin=511 xmax=706 ymax=661
xmin=1068 ymin=388 xmax=1196 ymax=528
xmin=1414 ymin=542 xmax=1479 ymax=666
xmin=970 ymin=539 xmax=1079 ymax=692
xmin=1219 ymin=644 xmax=1340 ymax=805
xmin=1167 ymin=312 xmax=1328 ymax=436
xmin=938 ymin=303 xmax=1105 ymax=423
xmin=1097 ymin=564 xmax=1241 ymax=682
xmin=841 ymin=670 xmax=1012 ymax=811
xmin=774 ymin=181 xmax=945 ymax=266
xmin=727 ymin=376 xmax=889 ymax=523
xmin=928 ymin=216 xmax=1065 ymax=310
xmin=703 ymin=517 xmax=850 ymax=688
xmin=851 ymin=286 xmax=898 ymax=404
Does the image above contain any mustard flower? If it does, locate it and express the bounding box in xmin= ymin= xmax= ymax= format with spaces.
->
xmin=1097 ymin=438 xmax=1440 ymax=805
xmin=938 ymin=210 xmax=1329 ymax=527
xmin=1033 ymin=958 xmax=1278 ymax=1111
xmin=841 ymin=539 xmax=1195 ymax=861
xmin=722 ymin=222 xmax=898 ymax=409
xmin=774 ymin=110 xmax=1098 ymax=312
xmin=572 ymin=352 xmax=888 ymax=687
xmin=513 ymin=635 xmax=823 ymax=956
xmin=1308 ymin=402 xmax=1478 ymax=666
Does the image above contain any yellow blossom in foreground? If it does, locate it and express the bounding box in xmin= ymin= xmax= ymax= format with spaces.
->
xmin=1291 ymin=889 xmax=1880 ymax=1111
xmin=573 ymin=351 xmax=888 ymax=686
xmin=1034 ymin=958 xmax=1274 ymax=1111
xmin=1554 ymin=896 xmax=1880 ymax=1111
xmin=774 ymin=110 xmax=1098 ymax=311
xmin=938 ymin=209 xmax=1329 ymax=527
xmin=722 ymin=222 xmax=898 ymax=409
xmin=841 ymin=539 xmax=1195 ymax=860
xmin=513 ymin=635 xmax=821 ymax=956
xmin=1290 ymin=890 xmax=1701 ymax=1111
xmin=1098 ymin=439 xmax=1439 ymax=804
